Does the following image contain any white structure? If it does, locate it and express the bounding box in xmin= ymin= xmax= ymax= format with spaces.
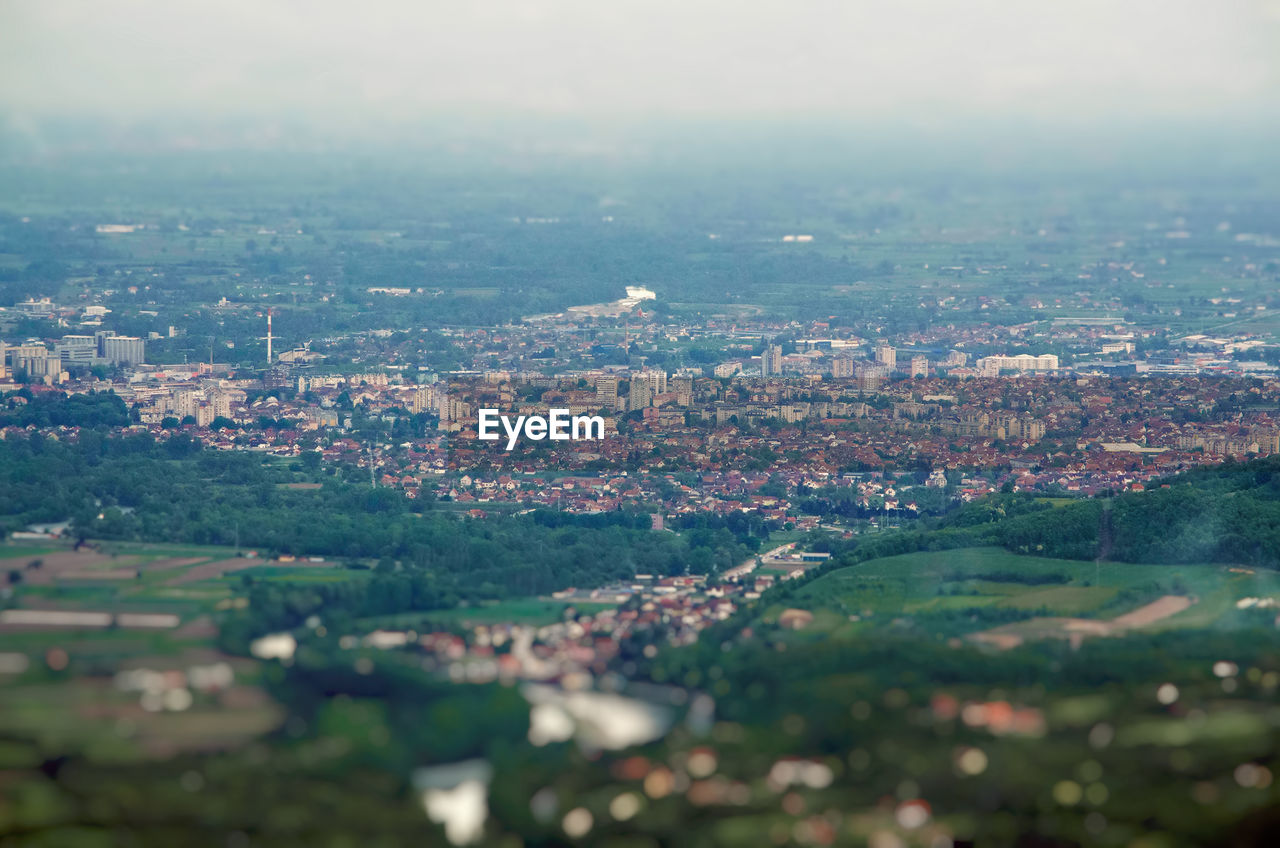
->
xmin=976 ymin=353 xmax=1059 ymax=376
xmin=102 ymin=335 xmax=145 ymax=366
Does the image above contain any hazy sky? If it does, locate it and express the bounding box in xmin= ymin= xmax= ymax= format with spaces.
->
xmin=3 ymin=0 xmax=1279 ymax=125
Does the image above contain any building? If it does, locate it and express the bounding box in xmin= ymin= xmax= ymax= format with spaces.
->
xmin=7 ymin=344 xmax=64 ymax=384
xmin=857 ymin=362 xmax=888 ymax=393
xmin=975 ymin=353 xmax=1059 ymax=375
xmin=875 ymin=344 xmax=896 ymax=370
xmin=211 ymin=391 xmax=233 ymax=420
xmin=761 ymin=344 xmax=783 ymax=377
xmin=56 ymin=335 xmax=99 ymax=365
xmin=1004 ymin=416 xmax=1045 ymax=442
xmin=264 ymin=364 xmax=292 ymax=389
xmin=173 ymin=390 xmax=200 ymax=421
xmin=101 ymin=335 xmax=145 ymax=366
xmin=910 ymin=355 xmax=929 ymax=378
xmin=672 ymin=376 xmax=694 ymax=407
xmin=595 ymin=375 xmax=619 ymax=409
xmin=629 ymin=378 xmax=652 ymax=411
xmin=634 ymin=369 xmax=668 ymax=396
xmin=6 ymin=343 xmax=48 ymax=363
xmin=831 ymin=356 xmax=855 ymax=379
xmin=713 ymin=361 xmax=742 ymax=379
xmin=13 ymin=298 xmax=57 ymax=318
xmin=277 ymin=347 xmax=326 ymax=364
xmin=411 ymin=385 xmax=437 ymax=415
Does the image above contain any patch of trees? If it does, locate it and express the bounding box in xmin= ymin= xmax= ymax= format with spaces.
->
xmin=0 ymin=432 xmax=747 ymax=634
xmin=0 ymin=390 xmax=129 ymax=429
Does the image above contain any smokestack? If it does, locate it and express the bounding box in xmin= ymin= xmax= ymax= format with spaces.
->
xmin=267 ymin=310 xmax=273 ymax=364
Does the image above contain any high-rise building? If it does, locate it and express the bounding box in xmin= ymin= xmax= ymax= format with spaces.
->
xmin=102 ymin=335 xmax=145 ymax=366
xmin=635 ymin=369 xmax=668 ymax=395
xmin=0 ymin=342 xmax=7 ymax=380
xmin=761 ymin=344 xmax=783 ymax=377
xmin=672 ymin=376 xmax=694 ymax=407
xmin=857 ymin=362 xmax=888 ymax=393
xmin=173 ymin=390 xmax=200 ymax=420
xmin=595 ymin=375 xmax=619 ymax=408
xmin=211 ymin=391 xmax=233 ymax=420
xmin=831 ymin=356 xmax=855 ymax=379
xmin=910 ymin=355 xmax=929 ymax=378
xmin=446 ymin=398 xmax=471 ymax=423
xmin=875 ymin=344 xmax=896 ymax=370
xmin=411 ymin=385 xmax=436 ymax=415
xmin=629 ymin=378 xmax=652 ymax=411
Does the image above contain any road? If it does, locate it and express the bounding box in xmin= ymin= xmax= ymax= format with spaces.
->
xmin=723 ymin=543 xmax=796 ymax=581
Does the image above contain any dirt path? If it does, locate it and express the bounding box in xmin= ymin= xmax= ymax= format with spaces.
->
xmin=1109 ymin=595 xmax=1195 ymax=629
xmin=972 ymin=594 xmax=1198 ymax=649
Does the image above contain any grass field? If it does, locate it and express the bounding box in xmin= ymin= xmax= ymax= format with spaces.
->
xmin=0 ymin=544 xmax=57 ymax=560
xmin=0 ymin=540 xmax=303 ymax=764
xmin=772 ymin=547 xmax=1280 ymax=639
xmin=0 ymin=540 xmax=343 ymax=632
xmin=224 ymin=565 xmax=365 ymax=584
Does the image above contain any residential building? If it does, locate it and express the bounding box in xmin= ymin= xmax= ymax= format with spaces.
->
xmin=629 ymin=378 xmax=652 ymax=411
xmin=761 ymin=344 xmax=783 ymax=377
xmin=976 ymin=353 xmax=1059 ymax=375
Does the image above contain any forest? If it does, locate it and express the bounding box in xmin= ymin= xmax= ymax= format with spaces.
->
xmin=0 ymin=428 xmax=756 ymax=607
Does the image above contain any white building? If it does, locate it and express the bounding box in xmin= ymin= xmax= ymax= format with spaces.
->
xmin=976 ymin=353 xmax=1059 ymax=376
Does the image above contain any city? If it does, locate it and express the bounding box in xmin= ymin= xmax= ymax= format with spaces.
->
xmin=4 ymin=2 xmax=1280 ymax=845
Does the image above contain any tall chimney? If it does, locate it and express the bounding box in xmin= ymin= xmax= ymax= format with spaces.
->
xmin=267 ymin=310 xmax=273 ymax=364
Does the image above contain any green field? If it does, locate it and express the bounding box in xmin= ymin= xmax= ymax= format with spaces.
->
xmin=0 ymin=544 xmax=57 ymax=560
xmin=224 ymin=565 xmax=364 ymax=584
xmin=0 ymin=540 xmax=343 ymax=623
xmin=771 ymin=547 xmax=1280 ymax=638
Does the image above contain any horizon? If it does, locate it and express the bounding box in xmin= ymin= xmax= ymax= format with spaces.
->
xmin=3 ymin=1 xmax=1280 ymax=131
